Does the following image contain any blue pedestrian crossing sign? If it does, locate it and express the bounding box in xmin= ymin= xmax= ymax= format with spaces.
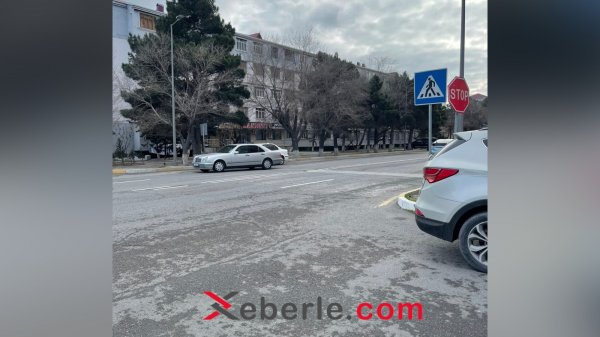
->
xmin=414 ymin=68 xmax=447 ymax=105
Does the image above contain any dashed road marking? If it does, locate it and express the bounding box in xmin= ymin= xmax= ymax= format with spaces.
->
xmin=280 ymin=179 xmax=334 ymax=189
xmin=131 ymin=185 xmax=188 ymax=192
xmin=113 ymin=179 xmax=150 ymax=184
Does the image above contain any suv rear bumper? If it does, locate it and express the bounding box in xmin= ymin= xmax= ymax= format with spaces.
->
xmin=415 ymin=215 xmax=454 ymax=242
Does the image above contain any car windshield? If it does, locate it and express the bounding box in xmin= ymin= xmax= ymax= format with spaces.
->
xmin=216 ymin=145 xmax=236 ymax=153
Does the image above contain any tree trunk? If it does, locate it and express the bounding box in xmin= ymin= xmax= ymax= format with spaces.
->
xmin=408 ymin=128 xmax=415 ymax=150
xmin=341 ymin=134 xmax=346 ymax=152
xmin=318 ymin=130 xmax=326 ymax=156
xmin=388 ymin=127 xmax=394 ymax=152
xmin=365 ymin=128 xmax=371 ymax=152
xmin=333 ymin=133 xmax=339 ymax=156
xmin=291 ymin=136 xmax=299 ymax=152
xmin=373 ymin=128 xmax=379 ymax=153
xmin=181 ymin=126 xmax=194 ymax=166
xmin=191 ymin=123 xmax=202 ymax=157
xmin=357 ymin=128 xmax=366 ymax=152
xmin=181 ymin=139 xmax=191 ymax=166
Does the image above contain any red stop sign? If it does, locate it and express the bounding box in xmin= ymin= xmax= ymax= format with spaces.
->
xmin=448 ymin=77 xmax=470 ymax=113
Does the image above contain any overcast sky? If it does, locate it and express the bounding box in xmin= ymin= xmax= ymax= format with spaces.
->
xmin=128 ymin=0 xmax=487 ymax=95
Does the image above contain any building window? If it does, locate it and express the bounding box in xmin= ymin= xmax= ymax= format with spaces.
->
xmin=139 ymin=13 xmax=156 ymax=31
xmin=255 ymin=107 xmax=266 ymax=119
xmin=272 ymin=130 xmax=282 ymax=140
xmin=284 ymin=70 xmax=294 ymax=81
xmin=256 ymin=130 xmax=267 ymax=140
xmin=254 ymin=42 xmax=263 ymax=55
xmin=254 ymin=87 xmax=266 ymax=98
xmin=236 ymin=38 xmax=247 ymax=51
xmin=271 ymin=46 xmax=279 ymax=59
xmin=272 ymin=89 xmax=282 ymax=101
xmin=253 ymin=64 xmax=264 ymax=77
xmin=270 ymin=66 xmax=280 ymax=80
xmin=285 ymin=49 xmax=294 ymax=62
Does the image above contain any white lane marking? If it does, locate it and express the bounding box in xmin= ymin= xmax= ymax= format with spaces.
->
xmin=329 ymin=157 xmax=427 ymax=169
xmin=113 ymin=179 xmax=150 ymax=184
xmin=280 ymin=179 xmax=334 ymax=189
xmin=308 ymin=169 xmax=422 ymax=178
xmin=131 ymin=185 xmax=188 ymax=192
xmin=199 ymin=172 xmax=299 ymax=184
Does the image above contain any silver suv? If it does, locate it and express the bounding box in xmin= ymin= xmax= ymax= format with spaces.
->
xmin=414 ymin=129 xmax=488 ymax=272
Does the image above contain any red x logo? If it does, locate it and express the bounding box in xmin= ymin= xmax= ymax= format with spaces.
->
xmin=203 ymin=291 xmax=238 ymax=320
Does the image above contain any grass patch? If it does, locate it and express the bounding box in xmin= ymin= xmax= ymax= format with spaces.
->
xmin=405 ymin=189 xmax=420 ymax=202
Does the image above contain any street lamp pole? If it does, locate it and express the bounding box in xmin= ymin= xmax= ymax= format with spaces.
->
xmin=170 ymin=15 xmax=189 ymax=164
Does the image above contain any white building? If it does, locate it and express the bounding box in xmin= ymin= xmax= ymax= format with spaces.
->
xmin=112 ymin=0 xmax=164 ymax=154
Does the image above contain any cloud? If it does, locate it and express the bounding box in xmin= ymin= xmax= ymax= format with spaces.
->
xmin=127 ymin=0 xmax=487 ymax=94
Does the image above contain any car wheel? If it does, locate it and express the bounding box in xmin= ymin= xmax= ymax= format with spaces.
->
xmin=261 ymin=158 xmax=272 ymax=170
xmin=213 ymin=160 xmax=226 ymax=173
xmin=458 ymin=212 xmax=488 ymax=273
xmin=200 ymin=169 xmax=209 ymax=173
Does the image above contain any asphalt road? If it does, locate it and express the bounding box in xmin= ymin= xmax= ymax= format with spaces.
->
xmin=113 ymin=152 xmax=487 ymax=337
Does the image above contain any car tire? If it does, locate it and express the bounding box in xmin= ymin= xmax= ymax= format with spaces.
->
xmin=213 ymin=160 xmax=226 ymax=173
xmin=200 ymin=169 xmax=209 ymax=173
xmin=261 ymin=158 xmax=272 ymax=170
xmin=458 ymin=212 xmax=488 ymax=273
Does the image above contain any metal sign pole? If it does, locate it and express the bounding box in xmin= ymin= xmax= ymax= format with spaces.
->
xmin=454 ymin=0 xmax=465 ymax=133
xmin=428 ymin=104 xmax=432 ymax=155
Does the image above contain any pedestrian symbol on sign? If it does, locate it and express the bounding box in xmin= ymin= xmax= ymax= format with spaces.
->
xmin=418 ymin=76 xmax=443 ymax=98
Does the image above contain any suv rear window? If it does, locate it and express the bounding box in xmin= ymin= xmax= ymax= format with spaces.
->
xmin=431 ymin=138 xmax=465 ymax=158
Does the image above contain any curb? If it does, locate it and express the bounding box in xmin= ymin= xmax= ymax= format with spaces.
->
xmin=397 ymin=188 xmax=420 ymax=212
xmin=112 ymin=166 xmax=195 ymax=175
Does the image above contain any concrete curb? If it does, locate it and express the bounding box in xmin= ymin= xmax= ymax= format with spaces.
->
xmin=397 ymin=188 xmax=420 ymax=212
xmin=112 ymin=166 xmax=195 ymax=175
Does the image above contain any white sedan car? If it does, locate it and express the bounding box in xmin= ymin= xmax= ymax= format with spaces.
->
xmin=192 ymin=144 xmax=283 ymax=172
xmin=258 ymin=143 xmax=289 ymax=164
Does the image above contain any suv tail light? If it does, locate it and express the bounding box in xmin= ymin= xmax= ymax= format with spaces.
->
xmin=424 ymin=167 xmax=459 ymax=183
xmin=415 ymin=207 xmax=424 ymax=217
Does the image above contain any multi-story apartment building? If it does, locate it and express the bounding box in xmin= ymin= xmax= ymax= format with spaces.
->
xmin=112 ymin=2 xmax=402 ymax=152
xmin=112 ymin=0 xmax=164 ymax=153
xmin=229 ymin=32 xmax=397 ymax=150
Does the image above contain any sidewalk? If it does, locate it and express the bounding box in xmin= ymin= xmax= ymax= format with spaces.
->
xmin=112 ymin=149 xmax=428 ymax=175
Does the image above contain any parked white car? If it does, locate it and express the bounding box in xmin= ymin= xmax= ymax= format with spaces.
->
xmin=258 ymin=143 xmax=289 ymax=164
xmin=430 ymin=138 xmax=453 ymax=156
xmin=192 ymin=144 xmax=283 ymax=172
xmin=414 ymin=129 xmax=488 ymax=272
